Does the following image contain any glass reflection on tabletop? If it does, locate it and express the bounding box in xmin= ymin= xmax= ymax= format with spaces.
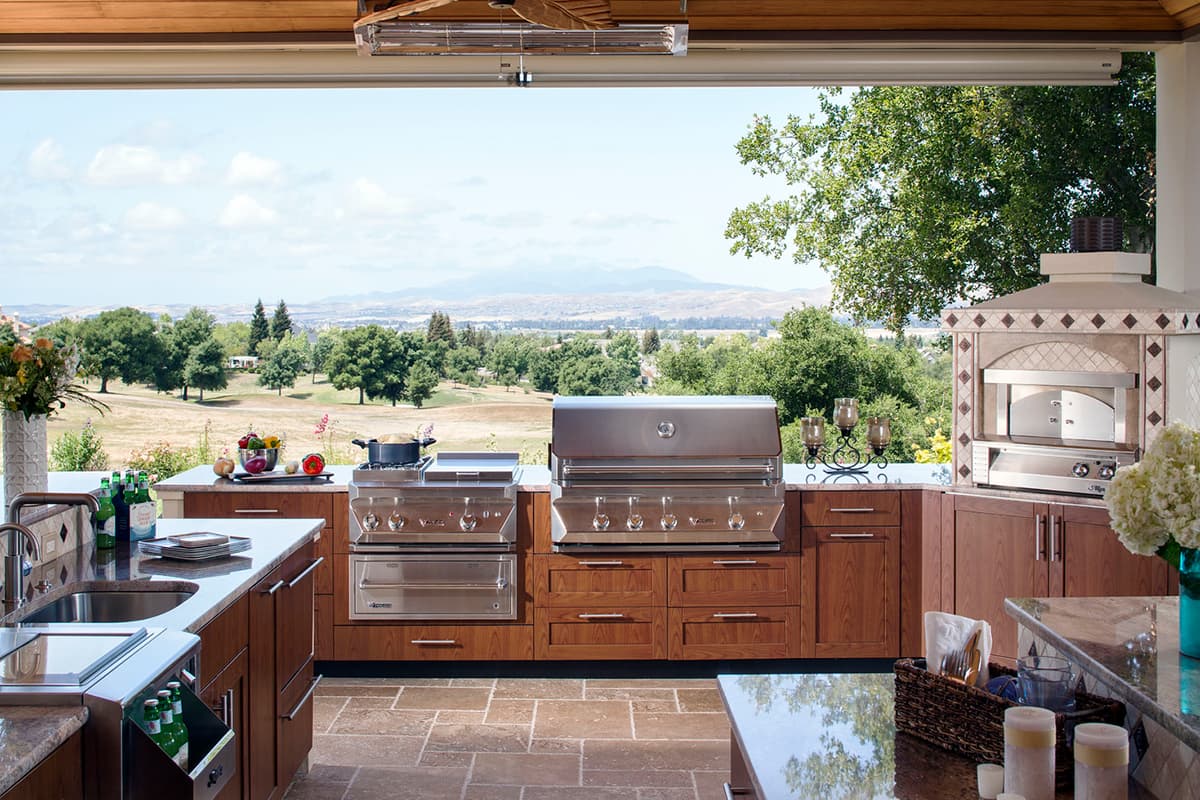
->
xmin=731 ymin=674 xmax=896 ymax=798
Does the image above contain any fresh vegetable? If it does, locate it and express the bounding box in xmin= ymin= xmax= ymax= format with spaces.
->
xmin=243 ymin=455 xmax=269 ymax=474
xmin=284 ymin=460 xmax=300 ymax=475
xmin=302 ymin=453 xmax=326 ymax=476
xmin=212 ymin=457 xmax=236 ymax=477
xmin=245 ymin=436 xmax=266 ymax=450
xmin=263 ymin=435 xmax=282 ymax=449
xmin=237 ymin=432 xmax=259 ymax=449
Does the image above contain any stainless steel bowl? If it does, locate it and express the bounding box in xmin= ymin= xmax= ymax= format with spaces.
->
xmin=237 ymin=447 xmax=279 ymax=472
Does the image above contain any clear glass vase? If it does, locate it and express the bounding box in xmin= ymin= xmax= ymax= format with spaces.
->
xmin=1182 ymin=547 xmax=1200 ymax=659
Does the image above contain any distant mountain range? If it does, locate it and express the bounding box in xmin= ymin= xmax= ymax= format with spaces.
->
xmin=7 ymin=266 xmax=833 ymax=329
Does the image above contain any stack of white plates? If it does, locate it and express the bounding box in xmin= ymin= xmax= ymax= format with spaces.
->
xmin=138 ymin=533 xmax=252 ymax=561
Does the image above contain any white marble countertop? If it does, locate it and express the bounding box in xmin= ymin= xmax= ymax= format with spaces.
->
xmin=1005 ymin=595 xmax=1200 ymax=752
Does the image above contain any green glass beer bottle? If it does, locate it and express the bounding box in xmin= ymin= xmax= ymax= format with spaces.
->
xmin=156 ymin=690 xmax=185 ymax=768
xmin=142 ymin=698 xmax=175 ymax=757
xmin=95 ymin=484 xmax=116 ymax=550
xmin=167 ymin=681 xmax=189 ymax=768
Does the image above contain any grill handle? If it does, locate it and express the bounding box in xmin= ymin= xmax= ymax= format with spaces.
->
xmin=561 ymin=463 xmax=776 ymax=476
xmin=359 ymin=579 xmax=509 ymax=590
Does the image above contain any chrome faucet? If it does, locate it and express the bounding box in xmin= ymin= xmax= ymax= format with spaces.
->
xmin=5 ymin=492 xmax=100 ymax=612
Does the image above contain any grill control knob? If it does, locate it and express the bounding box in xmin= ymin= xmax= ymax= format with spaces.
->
xmin=362 ymin=512 xmax=380 ymax=531
xmin=592 ymin=513 xmax=611 ymax=531
xmin=1098 ymin=463 xmax=1117 ymax=480
xmin=387 ymin=513 xmax=406 ymax=531
xmin=728 ymin=512 xmax=746 ymax=530
xmin=660 ymin=514 xmax=678 ymax=530
xmin=627 ymin=514 xmax=645 ymax=531
xmin=460 ymin=513 xmax=479 ymax=532
xmin=1072 ymin=462 xmax=1091 ymax=478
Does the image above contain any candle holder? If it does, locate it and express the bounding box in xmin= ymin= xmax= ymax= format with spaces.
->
xmin=801 ymin=402 xmax=890 ymax=474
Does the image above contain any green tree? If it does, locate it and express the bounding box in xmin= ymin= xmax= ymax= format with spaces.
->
xmin=447 ymin=345 xmax=483 ymax=386
xmin=529 ymin=346 xmax=562 ymax=393
xmin=726 ymin=55 xmax=1156 ymax=334
xmin=641 ymin=327 xmax=661 ymax=355
xmin=606 ymin=331 xmax=641 ymax=385
xmin=489 ymin=337 xmax=532 ymax=392
xmin=654 ymin=334 xmax=711 ymax=393
xmin=78 ymin=307 xmax=159 ymax=393
xmin=311 ymin=329 xmax=339 ymax=382
xmin=426 ymin=311 xmax=457 ymax=347
xmin=248 ymin=299 xmax=269 ymax=356
xmin=270 ymin=299 xmax=293 ymax=341
xmin=183 ymin=337 xmax=228 ymax=401
xmin=557 ymin=354 xmax=630 ymax=396
xmin=50 ymin=421 xmax=109 ymax=471
xmin=258 ymin=332 xmax=309 ymax=395
xmin=326 ymin=325 xmax=413 ymax=405
xmin=212 ymin=321 xmax=250 ymax=361
xmin=32 ymin=318 xmax=82 ymax=347
xmin=405 ymin=361 xmax=440 ymax=408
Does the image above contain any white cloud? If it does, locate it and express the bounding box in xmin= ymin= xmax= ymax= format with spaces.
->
xmin=124 ymin=202 xmax=184 ymax=230
xmin=572 ymin=210 xmax=670 ymax=228
xmin=219 ymin=194 xmax=278 ymax=228
xmin=226 ymin=152 xmax=283 ymax=186
xmin=346 ymin=177 xmax=412 ymax=218
xmin=86 ymin=144 xmax=203 ymax=185
xmin=28 ymin=139 xmax=72 ymax=180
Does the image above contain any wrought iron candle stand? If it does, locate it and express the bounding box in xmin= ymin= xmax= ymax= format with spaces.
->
xmin=801 ymin=399 xmax=891 ymax=474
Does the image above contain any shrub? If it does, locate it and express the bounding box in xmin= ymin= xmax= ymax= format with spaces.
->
xmin=50 ymin=421 xmax=110 ymax=471
xmin=126 ymin=441 xmax=203 ymax=481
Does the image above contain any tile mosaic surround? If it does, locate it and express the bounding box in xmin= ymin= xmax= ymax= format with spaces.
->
xmin=0 ymin=505 xmax=92 ymax=604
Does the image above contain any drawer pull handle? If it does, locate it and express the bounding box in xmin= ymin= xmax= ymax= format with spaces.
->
xmin=723 ymin=783 xmax=755 ymax=798
xmin=712 ymin=612 xmax=759 ymax=619
xmin=287 ymin=557 xmax=325 ymax=588
xmin=261 ymin=580 xmax=286 ymax=595
xmin=829 ymin=507 xmax=875 ymax=513
xmin=578 ymin=560 xmax=624 ymax=566
xmin=711 ymin=559 xmax=758 ymax=565
xmin=411 ymin=639 xmax=458 ymax=645
xmin=578 ymin=613 xmax=626 ymax=619
xmin=282 ymin=674 xmax=322 ymax=721
xmin=359 ymin=580 xmax=507 ymax=590
xmin=234 ymin=508 xmax=279 ymax=514
xmin=179 ymin=668 xmax=196 ymax=687
xmin=829 ymin=532 xmax=876 ymax=539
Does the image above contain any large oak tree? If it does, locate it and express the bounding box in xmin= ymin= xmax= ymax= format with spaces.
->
xmin=726 ymin=54 xmax=1156 ymax=334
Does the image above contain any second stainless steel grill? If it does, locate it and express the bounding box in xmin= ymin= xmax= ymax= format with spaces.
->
xmin=550 ymin=395 xmax=785 ymax=551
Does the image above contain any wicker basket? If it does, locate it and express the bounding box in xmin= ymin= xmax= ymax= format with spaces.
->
xmin=894 ymin=658 xmax=1126 ymax=788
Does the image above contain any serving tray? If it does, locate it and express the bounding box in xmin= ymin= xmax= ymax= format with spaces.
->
xmin=230 ymin=471 xmax=333 ymax=483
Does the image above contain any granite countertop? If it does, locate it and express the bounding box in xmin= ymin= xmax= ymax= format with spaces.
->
xmin=153 ymin=464 xmax=356 ymax=494
xmin=1005 ymin=595 xmax=1200 ymax=753
xmin=0 ymin=706 xmax=89 ymax=795
xmin=718 ymin=672 xmax=1153 ymax=799
xmin=1 ymin=517 xmax=324 ymax=633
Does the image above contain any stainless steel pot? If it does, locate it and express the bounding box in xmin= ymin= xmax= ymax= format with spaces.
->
xmin=352 ymin=437 xmax=435 ymax=464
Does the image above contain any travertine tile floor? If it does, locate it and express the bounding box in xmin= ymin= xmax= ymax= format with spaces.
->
xmin=284 ymin=677 xmax=731 ymax=800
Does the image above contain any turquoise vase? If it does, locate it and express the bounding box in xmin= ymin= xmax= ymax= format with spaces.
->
xmin=1182 ymin=547 xmax=1200 ymax=659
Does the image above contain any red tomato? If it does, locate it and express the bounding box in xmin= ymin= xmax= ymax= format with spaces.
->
xmin=302 ymin=453 xmax=326 ymax=475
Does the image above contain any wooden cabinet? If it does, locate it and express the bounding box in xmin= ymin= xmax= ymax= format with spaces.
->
xmin=948 ymin=494 xmax=1172 ymax=659
xmin=668 ymin=605 xmax=797 ymax=660
xmin=537 ymin=606 xmax=668 ymax=660
xmin=534 ymin=555 xmax=666 ymax=606
xmin=801 ymin=490 xmax=901 ymax=528
xmin=0 ymin=731 xmax=83 ymax=800
xmin=336 ymin=624 xmax=533 ymax=660
xmin=668 ymin=556 xmax=798 ymax=607
xmin=802 ymin=525 xmax=899 ymax=658
xmin=248 ymin=543 xmax=319 ymax=800
xmin=185 ymin=490 xmax=339 ymax=667
xmin=200 ymin=650 xmax=249 ymax=800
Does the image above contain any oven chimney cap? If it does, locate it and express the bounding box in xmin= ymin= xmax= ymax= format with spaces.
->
xmin=1039 ymin=251 xmax=1150 ymax=284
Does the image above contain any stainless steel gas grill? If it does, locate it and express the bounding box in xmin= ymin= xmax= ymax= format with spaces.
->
xmin=348 ymin=452 xmax=520 ymax=620
xmin=550 ymin=395 xmax=785 ymax=552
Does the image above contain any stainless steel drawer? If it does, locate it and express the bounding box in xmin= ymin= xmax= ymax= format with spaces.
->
xmin=349 ymin=554 xmax=517 ymax=620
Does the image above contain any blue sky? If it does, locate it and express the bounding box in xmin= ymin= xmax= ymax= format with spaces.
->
xmin=0 ymin=86 xmax=826 ymax=307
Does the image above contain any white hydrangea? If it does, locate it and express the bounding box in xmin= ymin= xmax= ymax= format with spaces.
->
xmin=1107 ymin=422 xmax=1200 ymax=555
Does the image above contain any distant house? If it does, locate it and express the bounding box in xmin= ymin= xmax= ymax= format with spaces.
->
xmin=640 ymin=363 xmax=658 ymax=387
xmin=229 ymin=355 xmax=260 ymax=369
xmin=0 ymin=307 xmax=33 ymax=342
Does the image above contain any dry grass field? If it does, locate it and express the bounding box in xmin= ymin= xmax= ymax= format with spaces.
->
xmin=41 ymin=371 xmax=553 ymax=469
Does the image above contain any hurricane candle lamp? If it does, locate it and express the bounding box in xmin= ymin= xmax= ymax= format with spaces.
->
xmin=801 ymin=400 xmax=890 ymax=474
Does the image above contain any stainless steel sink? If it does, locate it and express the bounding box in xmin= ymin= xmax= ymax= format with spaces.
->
xmin=16 ymin=588 xmax=196 ymax=624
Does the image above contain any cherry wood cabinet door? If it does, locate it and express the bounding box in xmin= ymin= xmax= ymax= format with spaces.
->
xmin=668 ymin=605 xmax=797 ymax=660
xmin=334 ymin=624 xmax=533 ymax=660
xmin=0 ymin=731 xmax=82 ymax=800
xmin=533 ymin=555 xmax=666 ymax=607
xmin=535 ymin=606 xmax=667 ymax=660
xmin=952 ymin=495 xmax=1048 ymax=660
xmin=183 ymin=491 xmax=333 ymax=521
xmin=275 ymin=547 xmax=319 ymax=692
xmin=200 ymin=649 xmax=249 ymax=800
xmin=1055 ymin=505 xmax=1171 ymax=597
xmin=801 ymin=490 xmax=901 ymax=528
xmin=667 ymin=555 xmax=799 ymax=607
xmin=248 ymin=562 xmax=282 ymax=800
xmin=803 ymin=526 xmax=899 ymax=658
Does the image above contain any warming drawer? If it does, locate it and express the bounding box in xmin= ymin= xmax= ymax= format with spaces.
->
xmin=349 ymin=554 xmax=517 ymax=620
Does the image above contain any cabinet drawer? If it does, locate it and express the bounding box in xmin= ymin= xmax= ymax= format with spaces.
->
xmin=535 ymin=606 xmax=667 ymax=660
xmin=668 ymin=606 xmax=798 ymax=660
xmin=801 ymin=491 xmax=900 ymax=527
xmin=197 ymin=594 xmax=247 ymax=683
xmin=533 ymin=555 xmax=665 ymax=606
xmin=334 ymin=624 xmax=533 ymax=660
xmin=184 ymin=491 xmax=333 ymax=521
xmin=668 ymin=555 xmax=799 ymax=606
xmin=277 ymin=660 xmax=318 ymax=791
xmin=314 ymin=528 xmax=334 ymax=595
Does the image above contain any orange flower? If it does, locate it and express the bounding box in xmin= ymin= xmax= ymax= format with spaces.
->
xmin=10 ymin=345 xmax=33 ymax=363
xmin=33 ymin=338 xmax=53 ymax=350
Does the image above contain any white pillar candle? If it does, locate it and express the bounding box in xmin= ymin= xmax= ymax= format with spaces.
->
xmin=1074 ymin=722 xmax=1129 ymax=800
xmin=1004 ymin=706 xmax=1056 ymax=800
xmin=977 ymin=763 xmax=1005 ymax=799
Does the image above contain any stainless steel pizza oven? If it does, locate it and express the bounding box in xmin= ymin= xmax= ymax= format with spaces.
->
xmin=549 ymin=395 xmax=785 ymax=551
